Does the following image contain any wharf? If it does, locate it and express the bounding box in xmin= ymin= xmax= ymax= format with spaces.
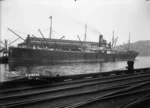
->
xmin=0 ymin=67 xmax=150 ymax=108
xmin=0 ymin=56 xmax=8 ymax=64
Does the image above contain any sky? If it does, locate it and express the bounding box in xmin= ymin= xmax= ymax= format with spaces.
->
xmin=1 ymin=0 xmax=150 ymax=46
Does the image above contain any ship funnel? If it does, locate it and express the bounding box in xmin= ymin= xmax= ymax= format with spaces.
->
xmin=99 ymin=35 xmax=103 ymax=47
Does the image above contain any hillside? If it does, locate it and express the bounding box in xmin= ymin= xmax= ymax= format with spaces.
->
xmin=116 ymin=40 xmax=150 ymax=56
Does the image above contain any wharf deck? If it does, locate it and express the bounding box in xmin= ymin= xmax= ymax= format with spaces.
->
xmin=0 ymin=68 xmax=150 ymax=108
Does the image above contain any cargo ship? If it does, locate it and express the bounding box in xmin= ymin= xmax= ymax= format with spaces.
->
xmin=8 ymin=33 xmax=139 ymax=64
xmin=8 ymin=17 xmax=139 ymax=64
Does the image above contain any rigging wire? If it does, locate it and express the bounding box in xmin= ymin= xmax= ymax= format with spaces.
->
xmin=34 ymin=28 xmax=66 ymax=39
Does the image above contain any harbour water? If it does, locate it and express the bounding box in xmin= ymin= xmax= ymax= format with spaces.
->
xmin=0 ymin=56 xmax=150 ymax=82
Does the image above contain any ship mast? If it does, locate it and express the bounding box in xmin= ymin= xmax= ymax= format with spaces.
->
xmin=128 ymin=33 xmax=130 ymax=52
xmin=49 ymin=16 xmax=52 ymax=39
xmin=84 ymin=24 xmax=87 ymax=47
xmin=112 ymin=30 xmax=114 ymax=49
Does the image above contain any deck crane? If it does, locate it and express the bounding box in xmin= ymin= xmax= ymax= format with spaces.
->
xmin=8 ymin=28 xmax=26 ymax=41
xmin=77 ymin=35 xmax=84 ymax=47
xmin=38 ymin=29 xmax=50 ymax=49
xmin=0 ymin=28 xmax=25 ymax=57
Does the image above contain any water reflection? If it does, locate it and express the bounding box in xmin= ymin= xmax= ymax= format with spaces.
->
xmin=0 ymin=64 xmax=25 ymax=82
xmin=1 ymin=56 xmax=150 ymax=82
xmin=8 ymin=61 xmax=127 ymax=78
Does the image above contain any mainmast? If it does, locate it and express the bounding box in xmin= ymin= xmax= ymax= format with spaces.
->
xmin=49 ymin=16 xmax=52 ymax=39
xmin=128 ymin=33 xmax=130 ymax=52
xmin=84 ymin=24 xmax=87 ymax=47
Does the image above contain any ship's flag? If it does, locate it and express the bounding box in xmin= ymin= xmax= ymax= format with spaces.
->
xmin=49 ymin=16 xmax=52 ymax=19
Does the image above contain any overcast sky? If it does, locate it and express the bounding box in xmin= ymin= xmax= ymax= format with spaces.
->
xmin=1 ymin=0 xmax=150 ymax=46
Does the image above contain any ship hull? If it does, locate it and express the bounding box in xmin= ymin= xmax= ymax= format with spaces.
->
xmin=8 ymin=47 xmax=139 ymax=64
